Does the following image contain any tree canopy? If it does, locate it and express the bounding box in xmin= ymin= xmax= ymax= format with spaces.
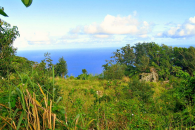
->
xmin=55 ymin=57 xmax=68 ymax=78
xmin=103 ymin=42 xmax=195 ymax=80
xmin=0 ymin=23 xmax=19 ymax=77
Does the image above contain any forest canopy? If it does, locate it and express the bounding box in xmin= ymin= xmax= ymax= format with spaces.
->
xmin=103 ymin=42 xmax=195 ymax=80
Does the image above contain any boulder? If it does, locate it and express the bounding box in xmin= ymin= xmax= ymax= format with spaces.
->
xmin=139 ymin=71 xmax=158 ymax=82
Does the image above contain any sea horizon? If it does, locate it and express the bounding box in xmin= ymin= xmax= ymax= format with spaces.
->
xmin=16 ymin=44 xmax=195 ymax=77
xmin=16 ymin=47 xmax=119 ymax=77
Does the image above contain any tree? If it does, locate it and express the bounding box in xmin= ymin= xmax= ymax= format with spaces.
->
xmin=175 ymin=70 xmax=195 ymax=105
xmin=0 ymin=23 xmax=19 ymax=77
xmin=105 ymin=44 xmax=135 ymax=76
xmin=12 ymin=56 xmax=35 ymax=73
xmin=105 ymin=42 xmax=177 ymax=80
xmin=0 ymin=0 xmax=32 ymax=76
xmin=134 ymin=55 xmax=150 ymax=72
xmin=43 ymin=52 xmax=53 ymax=77
xmin=112 ymin=44 xmax=135 ymax=66
xmin=44 ymin=52 xmax=53 ymax=69
xmin=173 ymin=46 xmax=195 ymax=76
xmin=55 ymin=57 xmax=68 ymax=78
xmin=82 ymin=69 xmax=87 ymax=74
xmin=103 ymin=62 xmax=126 ymax=79
xmin=181 ymin=47 xmax=195 ymax=76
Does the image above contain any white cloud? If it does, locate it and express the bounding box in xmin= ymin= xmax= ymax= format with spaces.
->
xmin=139 ymin=34 xmax=148 ymax=38
xmin=84 ymin=23 xmax=99 ymax=34
xmin=179 ymin=30 xmax=185 ymax=36
xmin=143 ymin=21 xmax=149 ymax=26
xmin=61 ymin=34 xmax=78 ymax=39
xmin=167 ymin=27 xmax=177 ymax=35
xmin=27 ymin=31 xmax=52 ymax=45
xmin=69 ymin=26 xmax=83 ymax=34
xmin=157 ymin=16 xmax=195 ymax=38
xmin=189 ymin=16 xmax=195 ymax=24
xmin=14 ymin=37 xmax=29 ymax=50
xmin=157 ymin=33 xmax=162 ymax=37
xmin=151 ymin=37 xmax=154 ymax=41
xmin=70 ymin=14 xmax=152 ymax=36
xmin=94 ymin=35 xmax=110 ymax=38
xmin=99 ymin=15 xmax=139 ymax=34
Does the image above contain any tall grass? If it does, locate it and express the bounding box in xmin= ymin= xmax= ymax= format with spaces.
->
xmin=1 ymin=69 xmax=195 ymax=129
xmin=52 ymin=65 xmax=55 ymax=102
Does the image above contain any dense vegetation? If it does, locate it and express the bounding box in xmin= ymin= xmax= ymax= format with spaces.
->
xmin=1 ymin=7 xmax=195 ymax=129
xmin=103 ymin=43 xmax=195 ymax=80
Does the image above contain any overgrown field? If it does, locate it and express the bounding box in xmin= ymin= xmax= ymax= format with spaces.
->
xmin=51 ymin=76 xmax=195 ymax=129
xmin=1 ymin=69 xmax=195 ymax=129
xmin=1 ymin=24 xmax=195 ymax=129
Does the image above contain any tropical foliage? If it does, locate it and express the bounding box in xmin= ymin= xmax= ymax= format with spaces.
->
xmin=1 ymin=3 xmax=195 ymax=127
xmin=103 ymin=42 xmax=195 ymax=80
xmin=54 ymin=56 xmax=68 ymax=78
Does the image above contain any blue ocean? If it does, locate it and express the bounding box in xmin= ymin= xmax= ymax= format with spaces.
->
xmin=16 ymin=47 xmax=118 ymax=77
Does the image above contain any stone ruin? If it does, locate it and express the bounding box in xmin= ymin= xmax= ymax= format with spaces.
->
xmin=139 ymin=68 xmax=158 ymax=82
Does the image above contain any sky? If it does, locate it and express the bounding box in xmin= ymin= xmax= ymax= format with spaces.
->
xmin=1 ymin=0 xmax=195 ymax=50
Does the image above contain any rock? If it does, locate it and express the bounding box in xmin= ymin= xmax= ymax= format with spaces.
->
xmin=139 ymin=71 xmax=158 ymax=82
xmin=96 ymin=90 xmax=103 ymax=97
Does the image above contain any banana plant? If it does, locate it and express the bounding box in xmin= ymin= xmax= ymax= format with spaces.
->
xmin=21 ymin=0 xmax=33 ymax=7
xmin=0 ymin=7 xmax=8 ymax=17
xmin=0 ymin=0 xmax=32 ymax=31
xmin=0 ymin=0 xmax=33 ymax=17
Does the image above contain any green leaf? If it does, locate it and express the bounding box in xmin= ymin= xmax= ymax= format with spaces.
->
xmin=0 ymin=9 xmax=8 ymax=17
xmin=16 ymin=111 xmax=24 ymax=130
xmin=56 ymin=96 xmax=62 ymax=104
xmin=12 ymin=108 xmax=19 ymax=119
xmin=21 ymin=0 xmax=33 ymax=7
xmin=0 ymin=26 xmax=4 ymax=31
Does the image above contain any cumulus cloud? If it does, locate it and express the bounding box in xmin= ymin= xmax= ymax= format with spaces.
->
xmin=26 ymin=32 xmax=80 ymax=46
xmin=69 ymin=26 xmax=83 ymax=34
xmin=93 ymin=35 xmax=110 ymax=38
xmin=157 ymin=16 xmax=195 ymax=38
xmin=70 ymin=14 xmax=153 ymax=36
xmin=189 ymin=16 xmax=195 ymax=24
xmin=27 ymin=31 xmax=52 ymax=45
xmin=61 ymin=34 xmax=79 ymax=39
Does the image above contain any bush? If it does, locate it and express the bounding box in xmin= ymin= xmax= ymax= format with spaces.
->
xmin=103 ymin=63 xmax=126 ymax=79
xmin=69 ymin=75 xmax=75 ymax=80
xmin=123 ymin=79 xmax=154 ymax=103
xmin=77 ymin=74 xmax=87 ymax=80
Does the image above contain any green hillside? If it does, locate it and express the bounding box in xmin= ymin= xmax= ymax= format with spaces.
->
xmin=1 ymin=22 xmax=195 ymax=129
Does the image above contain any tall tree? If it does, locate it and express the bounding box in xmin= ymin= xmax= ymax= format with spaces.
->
xmin=105 ymin=44 xmax=136 ymax=76
xmin=0 ymin=23 xmax=19 ymax=77
xmin=181 ymin=47 xmax=195 ymax=76
xmin=44 ymin=52 xmax=53 ymax=70
xmin=103 ymin=62 xmax=126 ymax=79
xmin=105 ymin=42 xmax=177 ymax=80
xmin=0 ymin=0 xmax=32 ymax=76
xmin=82 ymin=69 xmax=87 ymax=74
xmin=112 ymin=44 xmax=135 ymax=66
xmin=55 ymin=57 xmax=68 ymax=78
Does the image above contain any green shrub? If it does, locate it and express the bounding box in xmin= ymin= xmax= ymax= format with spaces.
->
xmin=123 ymin=79 xmax=154 ymax=103
xmin=77 ymin=74 xmax=87 ymax=80
xmin=103 ymin=63 xmax=126 ymax=80
xmin=69 ymin=75 xmax=75 ymax=80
